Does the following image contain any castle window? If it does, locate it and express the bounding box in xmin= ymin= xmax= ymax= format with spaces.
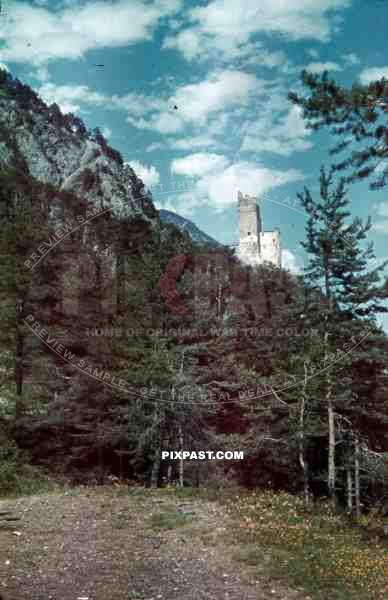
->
xmin=247 ymin=231 xmax=251 ymax=235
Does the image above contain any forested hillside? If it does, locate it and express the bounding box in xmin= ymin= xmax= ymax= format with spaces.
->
xmin=3 ymin=0 xmax=388 ymax=597
xmin=0 ymin=69 xmax=388 ymax=522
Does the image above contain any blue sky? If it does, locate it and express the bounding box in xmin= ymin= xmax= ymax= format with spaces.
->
xmin=1 ymin=0 xmax=388 ymax=325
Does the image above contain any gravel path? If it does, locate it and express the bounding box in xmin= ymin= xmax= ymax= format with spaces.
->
xmin=0 ymin=488 xmax=309 ymax=600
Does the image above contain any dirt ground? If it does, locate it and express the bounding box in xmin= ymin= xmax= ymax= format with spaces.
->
xmin=0 ymin=488 xmax=309 ymax=600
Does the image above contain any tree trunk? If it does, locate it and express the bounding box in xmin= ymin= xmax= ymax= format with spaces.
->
xmin=327 ymin=395 xmax=336 ymax=502
xmin=323 ymin=249 xmax=336 ymax=505
xmin=324 ymin=327 xmax=336 ymax=504
xmin=97 ymin=419 xmax=104 ymax=484
xmin=216 ymin=283 xmax=222 ymax=321
xmin=299 ymin=361 xmax=310 ymax=507
xmin=167 ymin=463 xmax=173 ymax=485
xmin=150 ymin=454 xmax=160 ymax=488
xmin=354 ymin=435 xmax=361 ymax=517
xmin=150 ymin=405 xmax=161 ymax=488
xmin=178 ymin=423 xmax=184 ymax=488
xmin=15 ymin=297 xmax=25 ymax=418
xmin=347 ymin=466 xmax=353 ymax=514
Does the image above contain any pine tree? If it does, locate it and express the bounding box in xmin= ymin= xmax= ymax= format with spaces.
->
xmin=0 ymin=169 xmax=54 ymax=418
xmin=297 ymin=166 xmax=388 ymax=504
xmin=289 ymin=71 xmax=388 ymax=189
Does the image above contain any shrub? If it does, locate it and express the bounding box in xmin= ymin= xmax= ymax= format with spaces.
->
xmin=0 ymin=434 xmax=53 ymax=497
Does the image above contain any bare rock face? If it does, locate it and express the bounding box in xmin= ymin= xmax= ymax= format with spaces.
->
xmin=0 ymin=73 xmax=155 ymax=221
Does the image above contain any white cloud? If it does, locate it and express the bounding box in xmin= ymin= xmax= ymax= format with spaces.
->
xmin=34 ymin=65 xmax=50 ymax=82
xmin=169 ymin=135 xmax=221 ymax=151
xmin=360 ymin=66 xmax=388 ymax=85
xmin=163 ymin=0 xmax=351 ymax=63
xmin=163 ymin=28 xmax=202 ymax=60
xmin=0 ymin=0 xmax=181 ymax=65
xmin=172 ymin=70 xmax=260 ymax=125
xmin=242 ymin=48 xmax=288 ymax=69
xmin=164 ymin=31 xmax=286 ymax=68
xmin=34 ymin=70 xmax=261 ymax=153
xmin=127 ymin=160 xmax=161 ymax=188
xmin=171 ymin=153 xmax=230 ymax=177
xmin=197 ymin=161 xmax=304 ymax=210
xmin=123 ymin=70 xmax=261 ymax=134
xmin=307 ymin=48 xmax=320 ymax=59
xmin=168 ymin=18 xmax=183 ymax=31
xmin=342 ymin=52 xmax=360 ymax=66
xmin=127 ymin=111 xmax=184 ymax=134
xmin=38 ymin=82 xmax=107 ymax=113
xmin=373 ymin=221 xmax=388 ymax=234
xmin=111 ymin=93 xmax=166 ymax=117
xmin=37 ymin=82 xmax=167 ymax=120
xmin=249 ymin=137 xmax=313 ymax=156
xmin=166 ymin=154 xmax=304 ymax=213
xmin=102 ymin=126 xmax=112 ymax=139
xmin=155 ymin=194 xmax=204 ymax=217
xmin=372 ymin=201 xmax=388 ymax=234
xmin=282 ymin=249 xmax=303 ymax=274
xmin=241 ymin=105 xmax=313 ymax=157
xmin=304 ymin=61 xmax=342 ymax=74
xmin=146 ymin=142 xmax=165 ymax=152
xmin=35 ymin=72 xmax=257 ymax=146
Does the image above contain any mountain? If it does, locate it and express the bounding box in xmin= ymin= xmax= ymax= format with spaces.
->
xmin=159 ymin=209 xmax=220 ymax=247
xmin=0 ymin=69 xmax=223 ymax=253
xmin=0 ymin=69 xmax=155 ymax=221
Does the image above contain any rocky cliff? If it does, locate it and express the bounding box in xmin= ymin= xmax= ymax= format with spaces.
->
xmin=159 ymin=209 xmax=220 ymax=247
xmin=0 ymin=69 xmax=220 ymax=249
xmin=0 ymin=69 xmax=155 ymax=220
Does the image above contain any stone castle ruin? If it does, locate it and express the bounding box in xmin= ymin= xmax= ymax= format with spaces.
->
xmin=237 ymin=191 xmax=281 ymax=267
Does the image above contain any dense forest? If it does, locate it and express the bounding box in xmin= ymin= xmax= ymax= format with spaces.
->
xmin=1 ymin=68 xmax=388 ymax=521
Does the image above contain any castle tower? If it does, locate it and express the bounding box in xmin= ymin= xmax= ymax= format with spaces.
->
xmin=237 ymin=191 xmax=281 ymax=268
xmin=260 ymin=229 xmax=282 ymax=268
xmin=237 ymin=191 xmax=262 ymax=265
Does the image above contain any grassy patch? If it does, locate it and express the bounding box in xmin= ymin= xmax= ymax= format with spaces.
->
xmin=233 ymin=543 xmax=273 ymax=569
xmin=156 ymin=484 xmax=239 ymax=502
xmin=0 ymin=437 xmax=60 ymax=498
xmin=147 ymin=506 xmax=192 ymax=531
xmin=0 ymin=467 xmax=59 ymax=499
xmin=226 ymin=491 xmax=388 ymax=600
